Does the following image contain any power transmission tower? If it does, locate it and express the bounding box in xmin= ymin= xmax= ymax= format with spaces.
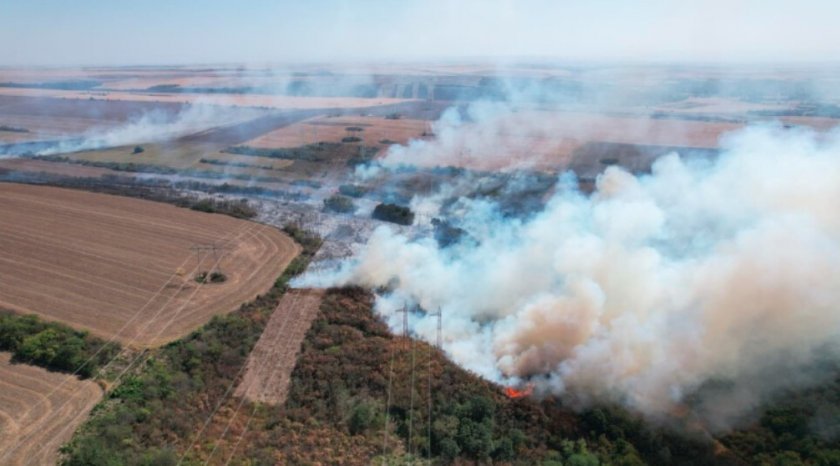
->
xmin=401 ymin=305 xmax=409 ymax=347
xmin=429 ymin=307 xmax=442 ymax=348
xmin=189 ymin=243 xmax=230 ymax=275
xmin=437 ymin=308 xmax=442 ymax=349
xmin=190 ymin=244 xmax=206 ymax=268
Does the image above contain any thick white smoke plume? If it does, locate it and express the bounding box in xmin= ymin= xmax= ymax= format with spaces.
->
xmin=300 ymin=122 xmax=840 ymax=430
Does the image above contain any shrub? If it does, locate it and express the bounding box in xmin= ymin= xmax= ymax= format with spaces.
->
xmin=372 ymin=203 xmax=414 ymax=225
xmin=323 ymin=194 xmax=355 ymax=213
xmin=195 ymin=271 xmax=226 ymax=284
xmin=189 ymin=198 xmax=257 ymax=219
xmin=132 ymin=146 xmax=145 ymax=154
xmin=338 ymin=184 xmax=369 ymax=198
xmin=348 ymin=398 xmax=382 ymax=435
xmin=0 ymin=311 xmax=118 ymax=378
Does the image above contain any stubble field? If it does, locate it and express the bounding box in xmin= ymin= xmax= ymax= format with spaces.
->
xmin=0 ymin=352 xmax=102 ymax=466
xmin=0 ymin=183 xmax=300 ymax=347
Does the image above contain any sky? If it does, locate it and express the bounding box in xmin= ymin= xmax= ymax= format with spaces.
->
xmin=1 ymin=0 xmax=839 ymax=66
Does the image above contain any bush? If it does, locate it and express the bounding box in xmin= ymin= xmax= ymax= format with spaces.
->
xmin=338 ymin=184 xmax=369 ymax=198
xmin=372 ymin=203 xmax=414 ymax=225
xmin=189 ymin=198 xmax=257 ymax=219
xmin=0 ymin=125 xmax=29 ymax=133
xmin=348 ymin=398 xmax=382 ymax=435
xmin=323 ymin=194 xmax=355 ymax=213
xmin=132 ymin=146 xmax=145 ymax=154
xmin=195 ymin=271 xmax=227 ymax=284
xmin=223 ymin=143 xmax=333 ymax=162
xmin=0 ymin=311 xmax=118 ymax=378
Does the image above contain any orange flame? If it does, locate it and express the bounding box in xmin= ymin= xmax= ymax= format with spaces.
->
xmin=504 ymin=384 xmax=534 ymax=399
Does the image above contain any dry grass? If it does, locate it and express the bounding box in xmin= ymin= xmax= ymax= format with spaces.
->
xmin=653 ymin=96 xmax=793 ymax=115
xmin=0 ymin=115 xmax=121 ymax=143
xmin=0 ymin=158 xmax=114 ymax=177
xmin=66 ymin=143 xmax=294 ymax=180
xmin=245 ymin=115 xmax=431 ymax=149
xmin=0 ymin=183 xmax=300 ymax=347
xmin=98 ymin=144 xmax=293 ymax=170
xmin=234 ymin=289 xmax=325 ymax=405
xmin=0 ymin=352 xmax=102 ymax=465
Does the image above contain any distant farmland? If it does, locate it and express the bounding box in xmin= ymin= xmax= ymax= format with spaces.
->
xmin=0 ymin=352 xmax=102 ymax=465
xmin=0 ymin=183 xmax=300 ymax=347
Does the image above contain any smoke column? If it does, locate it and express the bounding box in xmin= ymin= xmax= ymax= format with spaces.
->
xmin=299 ymin=116 xmax=840 ymax=431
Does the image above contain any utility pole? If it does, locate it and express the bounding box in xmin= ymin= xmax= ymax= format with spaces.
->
xmin=401 ymin=305 xmax=409 ymax=346
xmin=437 ymin=307 xmax=442 ymax=349
xmin=428 ymin=307 xmax=442 ymax=349
xmin=209 ymin=243 xmax=222 ymax=275
xmin=189 ymin=243 xmax=229 ymax=275
xmin=190 ymin=244 xmax=204 ymax=268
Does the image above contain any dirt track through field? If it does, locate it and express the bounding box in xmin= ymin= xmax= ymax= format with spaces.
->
xmin=235 ymin=289 xmax=324 ymax=405
xmin=0 ymin=353 xmax=102 ymax=466
xmin=0 ymin=183 xmax=300 ymax=347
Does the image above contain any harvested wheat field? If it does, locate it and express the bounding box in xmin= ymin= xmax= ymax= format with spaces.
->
xmin=0 ymin=114 xmax=122 ymax=143
xmin=0 ymin=352 xmax=102 ymax=465
xmin=0 ymin=183 xmax=300 ymax=347
xmin=242 ymin=115 xmax=432 ymax=149
xmin=235 ymin=288 xmax=325 ymax=404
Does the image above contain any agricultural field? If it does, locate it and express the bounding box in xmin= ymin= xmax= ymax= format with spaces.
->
xmin=245 ymin=115 xmax=432 ymax=150
xmin=0 ymin=115 xmax=122 ymax=144
xmin=0 ymin=183 xmax=300 ymax=347
xmin=67 ymin=142 xmax=293 ymax=173
xmin=0 ymin=352 xmax=102 ymax=466
xmin=0 ymin=157 xmax=115 ymax=178
xmin=0 ymin=87 xmax=413 ymax=111
xmin=235 ymin=288 xmax=325 ymax=404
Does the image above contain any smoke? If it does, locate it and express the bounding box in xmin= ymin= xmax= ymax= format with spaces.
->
xmin=33 ymin=103 xmax=259 ymax=155
xmin=361 ymin=102 xmax=572 ymax=175
xmin=298 ymin=122 xmax=840 ymax=430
